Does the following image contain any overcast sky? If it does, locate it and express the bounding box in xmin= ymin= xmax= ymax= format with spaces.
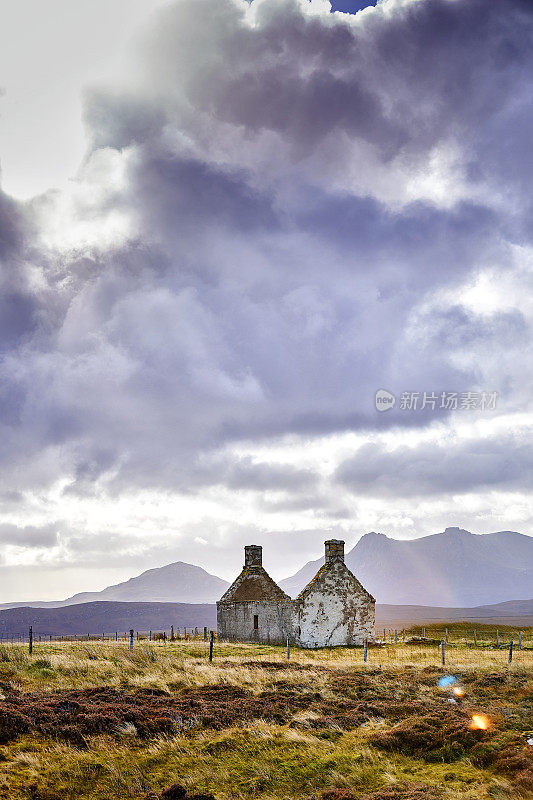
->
xmin=0 ymin=0 xmax=532 ymax=601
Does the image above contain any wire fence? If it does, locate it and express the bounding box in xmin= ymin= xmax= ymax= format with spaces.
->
xmin=1 ymin=623 xmax=531 ymax=655
xmin=378 ymin=624 xmax=533 ymax=649
xmin=0 ymin=625 xmax=212 ymax=646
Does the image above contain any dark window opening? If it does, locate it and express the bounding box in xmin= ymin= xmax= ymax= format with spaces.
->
xmin=253 ymin=614 xmax=259 ymax=630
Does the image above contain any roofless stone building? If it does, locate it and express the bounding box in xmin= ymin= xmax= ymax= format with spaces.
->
xmin=217 ymin=544 xmax=294 ymax=645
xmin=217 ymin=540 xmax=375 ymax=648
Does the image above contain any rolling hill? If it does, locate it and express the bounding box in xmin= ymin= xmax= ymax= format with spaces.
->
xmin=0 ymin=597 xmax=530 ymax=637
xmin=0 ymin=601 xmax=217 ymax=636
xmin=376 ymin=598 xmax=533 ymax=628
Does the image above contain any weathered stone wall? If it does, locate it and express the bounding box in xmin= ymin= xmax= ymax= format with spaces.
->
xmin=295 ymin=560 xmax=375 ymax=648
xmin=217 ymin=600 xmax=295 ymax=645
xmin=244 ymin=545 xmax=262 ymax=567
xmin=217 ymin=540 xmax=375 ymax=649
xmin=324 ymin=539 xmax=345 ymax=563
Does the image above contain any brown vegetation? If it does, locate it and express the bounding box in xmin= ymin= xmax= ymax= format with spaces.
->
xmin=0 ymin=638 xmax=530 ymax=799
xmin=369 ymin=711 xmax=487 ymax=761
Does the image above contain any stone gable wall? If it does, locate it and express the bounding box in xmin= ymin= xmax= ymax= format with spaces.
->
xmin=295 ymin=560 xmax=375 ymax=648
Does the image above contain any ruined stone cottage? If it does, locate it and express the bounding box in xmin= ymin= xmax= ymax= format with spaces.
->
xmin=217 ymin=540 xmax=375 ymax=648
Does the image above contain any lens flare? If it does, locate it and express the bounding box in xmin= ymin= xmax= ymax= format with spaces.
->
xmin=438 ymin=675 xmax=457 ymax=688
xmin=470 ymin=714 xmax=491 ymax=730
xmin=453 ymin=687 xmax=465 ymax=697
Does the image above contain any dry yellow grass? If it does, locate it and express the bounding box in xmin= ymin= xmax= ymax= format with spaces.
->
xmin=0 ymin=636 xmax=530 ymax=800
xmin=2 ymin=635 xmax=530 ymax=691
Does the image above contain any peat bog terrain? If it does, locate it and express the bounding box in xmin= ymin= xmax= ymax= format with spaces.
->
xmin=0 ymin=632 xmax=531 ymax=800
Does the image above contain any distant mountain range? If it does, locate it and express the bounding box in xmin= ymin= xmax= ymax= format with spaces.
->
xmin=0 ymin=597 xmax=530 ymax=637
xmin=1 ymin=527 xmax=531 ymax=610
xmin=279 ymin=528 xmax=533 ymax=607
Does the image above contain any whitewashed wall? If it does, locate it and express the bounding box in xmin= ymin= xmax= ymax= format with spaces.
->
xmin=295 ymin=560 xmax=374 ymax=648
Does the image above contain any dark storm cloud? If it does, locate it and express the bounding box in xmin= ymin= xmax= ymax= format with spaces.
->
xmin=141 ymin=0 xmax=404 ymax=153
xmin=0 ymin=190 xmax=38 ymax=350
xmin=0 ymin=523 xmax=58 ymax=548
xmin=66 ymin=452 xmax=318 ymax=496
xmin=295 ymin=194 xmax=503 ymax=290
xmin=140 ymin=0 xmax=533 ymax=215
xmin=0 ymin=190 xmax=23 ymax=257
xmin=219 ymin=457 xmax=318 ymax=492
xmin=335 ymin=433 xmax=533 ymax=496
xmin=0 ymin=190 xmax=42 ymax=436
xmin=131 ymin=149 xmax=279 ymax=241
xmin=0 ymin=0 xmax=532 ymax=501
xmin=257 ymin=491 xmax=352 ymax=517
xmin=423 ymin=306 xmax=528 ymax=351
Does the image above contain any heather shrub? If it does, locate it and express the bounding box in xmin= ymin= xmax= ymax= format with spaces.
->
xmin=370 ymin=711 xmax=487 ymax=762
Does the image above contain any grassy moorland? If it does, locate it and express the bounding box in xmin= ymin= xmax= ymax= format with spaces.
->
xmin=0 ymin=632 xmax=531 ymax=800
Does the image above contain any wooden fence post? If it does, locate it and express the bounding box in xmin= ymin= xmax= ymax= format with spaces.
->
xmin=441 ymin=641 xmax=445 ymax=665
xmin=286 ymin=637 xmax=290 ymax=660
xmin=508 ymin=641 xmax=513 ymax=664
xmin=129 ymin=629 xmax=134 ymax=650
xmin=171 ymin=625 xmax=174 ymax=642
xmin=204 ymin=626 xmax=207 ymax=641
xmin=445 ymin=628 xmax=448 ymax=643
xmin=363 ymin=639 xmax=368 ymax=663
xmin=474 ymin=629 xmax=477 ymax=646
xmin=29 ymin=626 xmax=33 ymax=656
xmin=209 ymin=630 xmax=214 ymax=662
